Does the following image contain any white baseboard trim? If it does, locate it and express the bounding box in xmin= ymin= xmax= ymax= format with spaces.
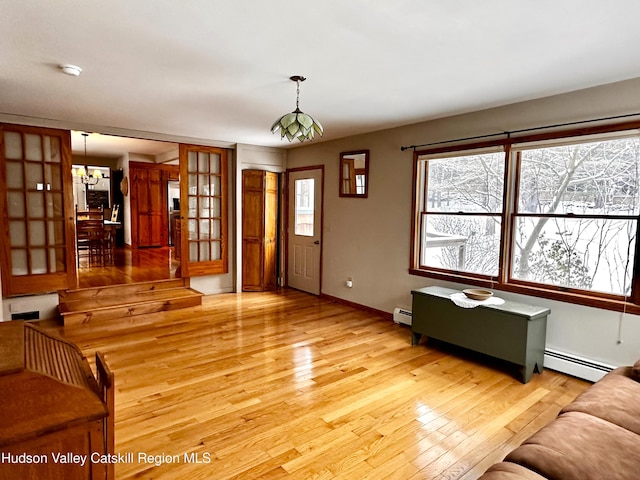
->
xmin=544 ymin=348 xmax=615 ymax=382
xmin=200 ymin=287 xmax=234 ymax=296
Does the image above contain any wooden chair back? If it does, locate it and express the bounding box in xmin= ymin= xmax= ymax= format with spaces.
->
xmin=110 ymin=204 xmax=120 ymax=222
xmin=77 ymin=219 xmax=105 ymax=238
xmin=77 ymin=219 xmax=106 ymax=266
xmin=76 ymin=205 xmax=104 ymax=221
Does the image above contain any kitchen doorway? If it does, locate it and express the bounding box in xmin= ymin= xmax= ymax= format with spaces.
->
xmin=71 ymin=132 xmax=181 ymax=288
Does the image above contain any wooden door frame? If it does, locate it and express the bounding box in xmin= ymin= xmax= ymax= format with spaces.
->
xmin=284 ymin=165 xmax=324 ymax=294
xmin=129 ymin=161 xmax=179 ymax=249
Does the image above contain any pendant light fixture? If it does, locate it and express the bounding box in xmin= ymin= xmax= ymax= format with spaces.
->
xmin=72 ymin=133 xmax=103 ymax=185
xmin=271 ymin=75 xmax=323 ymax=142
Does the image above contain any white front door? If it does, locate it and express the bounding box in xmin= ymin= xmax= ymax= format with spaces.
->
xmin=287 ymin=168 xmax=323 ymax=295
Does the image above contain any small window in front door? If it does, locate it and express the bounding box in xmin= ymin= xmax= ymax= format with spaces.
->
xmin=294 ymin=178 xmax=314 ymax=236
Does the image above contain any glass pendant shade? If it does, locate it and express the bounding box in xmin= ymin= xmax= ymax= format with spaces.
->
xmin=271 ymin=108 xmax=323 ymax=142
xmin=271 ymin=76 xmax=323 ymax=142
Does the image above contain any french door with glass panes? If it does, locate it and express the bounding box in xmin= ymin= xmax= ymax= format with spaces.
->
xmin=0 ymin=124 xmax=77 ymax=296
xmin=178 ymin=144 xmax=228 ymax=276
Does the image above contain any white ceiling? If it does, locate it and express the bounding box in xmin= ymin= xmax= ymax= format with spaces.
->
xmin=3 ymin=0 xmax=640 ymax=156
xmin=70 ymin=131 xmax=177 ymax=159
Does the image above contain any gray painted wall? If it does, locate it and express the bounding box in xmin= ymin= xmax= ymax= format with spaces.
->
xmin=286 ymin=77 xmax=640 ymax=373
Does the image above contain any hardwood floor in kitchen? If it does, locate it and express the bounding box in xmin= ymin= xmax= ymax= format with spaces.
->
xmin=76 ymin=246 xmax=180 ymax=288
xmin=46 ymin=289 xmax=590 ymax=480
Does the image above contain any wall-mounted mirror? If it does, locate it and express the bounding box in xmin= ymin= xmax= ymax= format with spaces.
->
xmin=339 ymin=150 xmax=369 ymax=198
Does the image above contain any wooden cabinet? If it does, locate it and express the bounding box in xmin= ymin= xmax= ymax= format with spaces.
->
xmin=242 ymin=170 xmax=278 ymax=291
xmin=0 ymin=321 xmax=113 ymax=480
xmin=411 ymin=286 xmax=549 ymax=383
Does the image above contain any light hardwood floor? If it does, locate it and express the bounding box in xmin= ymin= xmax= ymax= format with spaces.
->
xmin=47 ymin=289 xmax=590 ymax=480
xmin=77 ymin=246 xmax=180 ymax=288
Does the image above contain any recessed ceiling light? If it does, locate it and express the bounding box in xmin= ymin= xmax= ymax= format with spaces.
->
xmin=60 ymin=64 xmax=82 ymax=76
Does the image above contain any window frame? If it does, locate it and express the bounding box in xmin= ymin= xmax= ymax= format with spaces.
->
xmin=414 ymin=143 xmax=509 ymax=281
xmin=410 ymin=121 xmax=640 ymax=314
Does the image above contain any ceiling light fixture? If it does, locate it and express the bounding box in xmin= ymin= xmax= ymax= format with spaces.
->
xmin=72 ymin=133 xmax=103 ymax=185
xmin=271 ymin=75 xmax=323 ymax=142
xmin=60 ymin=64 xmax=82 ymax=76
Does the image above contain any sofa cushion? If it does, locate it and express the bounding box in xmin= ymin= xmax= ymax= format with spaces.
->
xmin=479 ymin=461 xmax=548 ymax=479
xmin=505 ymin=411 xmax=640 ymax=480
xmin=561 ymin=367 xmax=640 ymax=435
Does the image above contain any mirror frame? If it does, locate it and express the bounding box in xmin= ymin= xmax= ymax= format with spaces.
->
xmin=339 ymin=149 xmax=369 ymax=198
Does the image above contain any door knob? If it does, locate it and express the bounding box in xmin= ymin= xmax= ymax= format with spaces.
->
xmin=314 ymin=240 xmax=320 ymax=245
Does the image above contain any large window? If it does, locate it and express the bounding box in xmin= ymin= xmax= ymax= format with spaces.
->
xmin=512 ymin=136 xmax=638 ymax=297
xmin=411 ymin=124 xmax=640 ymax=312
xmin=416 ymin=148 xmax=505 ymax=278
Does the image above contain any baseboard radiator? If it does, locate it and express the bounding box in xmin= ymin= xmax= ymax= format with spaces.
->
xmin=544 ymin=348 xmax=614 ymax=382
xmin=393 ymin=308 xmax=412 ymax=326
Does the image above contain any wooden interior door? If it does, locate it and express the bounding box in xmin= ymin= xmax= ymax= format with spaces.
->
xmin=263 ymin=172 xmax=278 ymax=289
xmin=242 ymin=170 xmax=277 ymax=291
xmin=131 ymin=163 xmax=165 ymax=248
xmin=242 ymin=170 xmax=265 ymax=290
xmin=179 ymin=144 xmax=228 ymax=276
xmin=0 ymin=124 xmax=77 ymax=296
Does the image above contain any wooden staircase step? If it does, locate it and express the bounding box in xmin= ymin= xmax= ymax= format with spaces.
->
xmin=58 ymin=280 xmax=203 ymax=326
xmin=58 ymin=278 xmax=189 ymax=302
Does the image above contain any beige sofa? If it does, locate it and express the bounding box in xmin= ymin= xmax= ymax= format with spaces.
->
xmin=479 ymin=360 xmax=640 ymax=480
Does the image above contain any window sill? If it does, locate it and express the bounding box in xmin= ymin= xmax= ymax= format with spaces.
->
xmin=409 ymin=268 xmax=640 ymax=315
